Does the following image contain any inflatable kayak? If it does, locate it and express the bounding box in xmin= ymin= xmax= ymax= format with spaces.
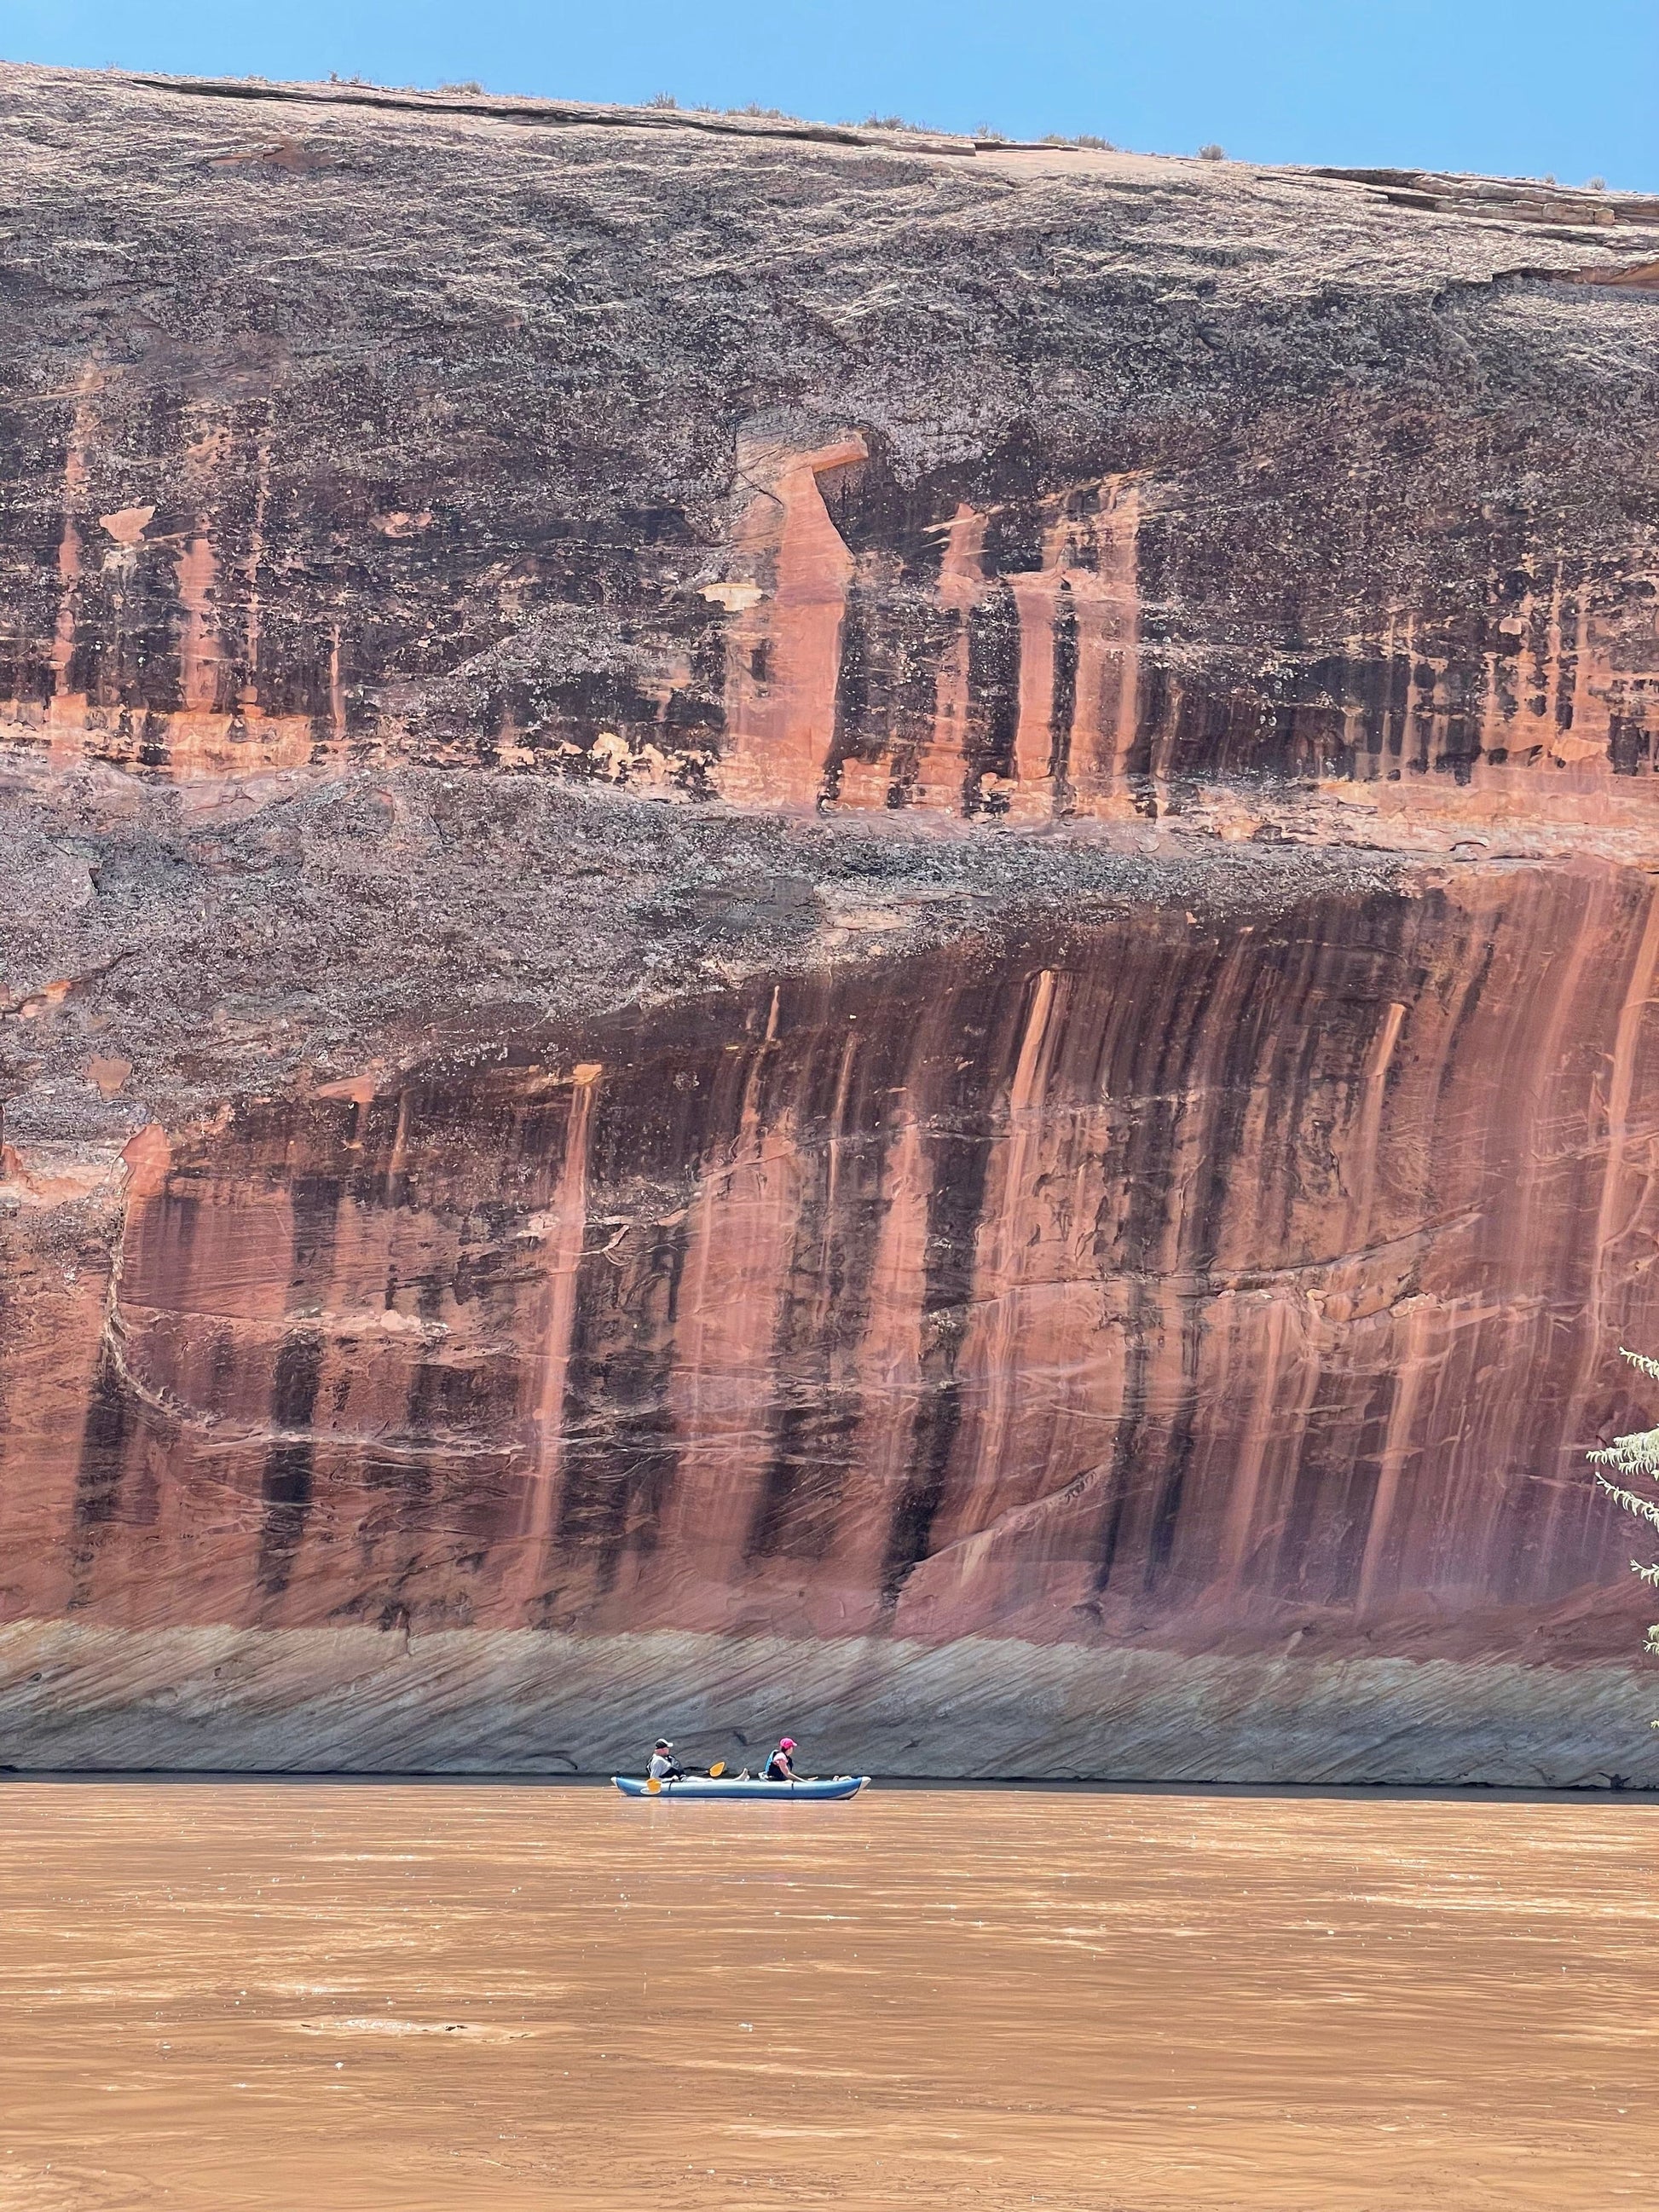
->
xmin=613 ymin=1774 xmax=869 ymax=1801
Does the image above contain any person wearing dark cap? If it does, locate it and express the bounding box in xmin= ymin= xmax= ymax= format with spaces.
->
xmin=648 ymin=1738 xmax=683 ymax=1782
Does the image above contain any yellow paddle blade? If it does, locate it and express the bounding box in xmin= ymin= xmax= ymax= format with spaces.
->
xmin=646 ymin=1774 xmax=662 ymax=1793
xmin=708 ymin=1760 xmax=726 ymax=1778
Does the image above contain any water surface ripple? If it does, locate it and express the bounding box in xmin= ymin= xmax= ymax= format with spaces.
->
xmin=0 ymin=1782 xmax=1651 ymax=2209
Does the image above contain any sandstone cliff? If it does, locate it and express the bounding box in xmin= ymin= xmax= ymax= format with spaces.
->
xmin=2 ymin=65 xmax=1658 ymax=1779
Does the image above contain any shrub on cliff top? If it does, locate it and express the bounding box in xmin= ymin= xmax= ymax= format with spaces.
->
xmin=1588 ymin=1348 xmax=1659 ymax=1680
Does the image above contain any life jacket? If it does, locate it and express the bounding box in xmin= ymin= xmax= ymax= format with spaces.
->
xmin=764 ymin=1749 xmax=792 ymax=1782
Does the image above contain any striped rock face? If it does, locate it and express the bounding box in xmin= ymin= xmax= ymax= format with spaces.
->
xmin=1 ymin=66 xmax=1657 ymax=1776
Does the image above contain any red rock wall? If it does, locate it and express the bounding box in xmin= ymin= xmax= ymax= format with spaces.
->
xmin=714 ymin=443 xmax=1659 ymax=828
xmin=4 ymin=68 xmax=1659 ymax=1775
xmin=14 ymin=380 xmax=1656 ymax=834
xmin=9 ymin=868 xmax=1656 ymax=1686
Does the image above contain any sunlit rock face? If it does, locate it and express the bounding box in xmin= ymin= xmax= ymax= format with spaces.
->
xmin=9 ymin=867 xmax=1659 ymax=1776
xmin=3 ymin=69 xmax=1656 ymax=829
xmin=3 ymin=66 xmax=1659 ymax=1775
xmin=68 ymin=870 xmax=1659 ymax=1644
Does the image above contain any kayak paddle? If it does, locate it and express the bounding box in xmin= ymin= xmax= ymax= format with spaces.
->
xmin=645 ymin=1759 xmax=726 ymax=1793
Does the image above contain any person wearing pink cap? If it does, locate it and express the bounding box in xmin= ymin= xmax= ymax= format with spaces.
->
xmin=763 ymin=1737 xmax=801 ymax=1782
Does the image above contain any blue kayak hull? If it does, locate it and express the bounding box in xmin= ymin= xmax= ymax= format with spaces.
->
xmin=612 ymin=1775 xmax=869 ymax=1801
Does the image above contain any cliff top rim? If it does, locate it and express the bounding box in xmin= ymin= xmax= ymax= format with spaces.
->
xmin=6 ymin=60 xmax=1657 ymax=225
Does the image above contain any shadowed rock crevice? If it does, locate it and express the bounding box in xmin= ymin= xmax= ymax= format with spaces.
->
xmin=257 ymin=1331 xmax=323 ymax=1598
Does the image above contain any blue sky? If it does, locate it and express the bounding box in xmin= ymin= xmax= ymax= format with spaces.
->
xmin=5 ymin=0 xmax=1655 ymax=189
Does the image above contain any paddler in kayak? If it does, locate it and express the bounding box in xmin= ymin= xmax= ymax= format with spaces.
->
xmin=648 ymin=1738 xmax=684 ymax=1782
xmin=762 ymin=1736 xmax=801 ymax=1782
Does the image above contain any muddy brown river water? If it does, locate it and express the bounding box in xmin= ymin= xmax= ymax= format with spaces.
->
xmin=0 ymin=1782 xmax=1650 ymax=2210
